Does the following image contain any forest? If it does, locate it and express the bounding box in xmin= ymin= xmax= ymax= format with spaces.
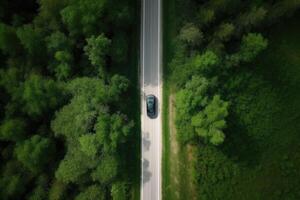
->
xmin=163 ymin=0 xmax=300 ymax=199
xmin=0 ymin=0 xmax=140 ymax=199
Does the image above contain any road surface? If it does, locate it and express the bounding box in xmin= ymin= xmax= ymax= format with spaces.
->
xmin=140 ymin=0 xmax=162 ymax=199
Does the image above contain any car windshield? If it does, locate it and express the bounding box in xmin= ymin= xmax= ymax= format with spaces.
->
xmin=147 ymin=97 xmax=154 ymax=109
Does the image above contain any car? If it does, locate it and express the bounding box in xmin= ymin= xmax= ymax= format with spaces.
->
xmin=146 ymin=94 xmax=156 ymax=118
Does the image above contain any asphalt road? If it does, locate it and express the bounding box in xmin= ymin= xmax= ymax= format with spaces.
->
xmin=140 ymin=0 xmax=162 ymax=199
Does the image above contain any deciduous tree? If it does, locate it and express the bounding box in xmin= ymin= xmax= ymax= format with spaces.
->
xmin=75 ymin=185 xmax=105 ymax=200
xmin=15 ymin=135 xmax=54 ymax=173
xmin=239 ymin=33 xmax=268 ymax=62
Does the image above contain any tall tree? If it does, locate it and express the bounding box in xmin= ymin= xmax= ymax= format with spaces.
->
xmin=21 ymin=74 xmax=63 ymax=117
xmin=61 ymin=0 xmax=107 ymax=37
xmin=84 ymin=34 xmax=111 ymax=76
xmin=191 ymin=95 xmax=228 ymax=145
xmin=238 ymin=32 xmax=268 ymax=62
xmin=179 ymin=23 xmax=203 ymax=47
xmin=0 ymin=23 xmax=20 ymax=55
xmin=91 ymin=155 xmax=119 ymax=184
xmin=111 ymin=181 xmax=128 ymax=200
xmin=0 ymin=119 xmax=26 ymax=142
xmin=75 ymin=185 xmax=105 ymax=200
xmin=15 ymin=135 xmax=54 ymax=173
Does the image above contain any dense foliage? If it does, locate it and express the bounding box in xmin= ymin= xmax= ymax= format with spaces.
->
xmin=0 ymin=0 xmax=139 ymax=199
xmin=167 ymin=0 xmax=300 ymax=199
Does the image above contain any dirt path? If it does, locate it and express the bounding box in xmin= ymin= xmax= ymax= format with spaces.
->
xmin=168 ymin=94 xmax=180 ymax=199
xmin=168 ymin=94 xmax=197 ymax=200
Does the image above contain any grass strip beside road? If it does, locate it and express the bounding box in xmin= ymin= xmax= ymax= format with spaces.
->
xmin=162 ymin=0 xmax=175 ymax=198
xmin=162 ymin=0 xmax=198 ymax=199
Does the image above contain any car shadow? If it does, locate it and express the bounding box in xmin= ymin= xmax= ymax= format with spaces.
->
xmin=142 ymin=159 xmax=152 ymax=184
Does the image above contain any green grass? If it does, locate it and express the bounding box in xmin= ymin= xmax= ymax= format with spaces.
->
xmin=219 ymin=12 xmax=300 ymax=200
xmin=161 ymin=0 xmax=173 ymax=196
xmin=161 ymin=0 xmax=177 ymax=198
xmin=162 ymin=0 xmax=197 ymax=199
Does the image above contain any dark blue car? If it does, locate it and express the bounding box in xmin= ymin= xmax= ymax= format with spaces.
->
xmin=146 ymin=95 xmax=156 ymax=118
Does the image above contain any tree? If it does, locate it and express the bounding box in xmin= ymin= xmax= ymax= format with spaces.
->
xmin=35 ymin=0 xmax=67 ymax=30
xmin=75 ymin=185 xmax=105 ymax=200
xmin=175 ymin=76 xmax=212 ymax=143
xmin=194 ymin=146 xmax=240 ymax=199
xmin=191 ymin=95 xmax=228 ymax=145
xmin=48 ymin=180 xmax=67 ymax=200
xmin=108 ymin=74 xmax=130 ymax=102
xmin=84 ymin=34 xmax=111 ymax=76
xmin=268 ymin=0 xmax=300 ymax=22
xmin=111 ymin=181 xmax=128 ymax=200
xmin=52 ymin=76 xmax=132 ymax=186
xmin=79 ymin=134 xmax=99 ymax=157
xmin=107 ymin=0 xmax=134 ymax=28
xmin=0 ymin=119 xmax=26 ymax=142
xmin=198 ymin=8 xmax=215 ymax=26
xmin=0 ymin=23 xmax=20 ymax=55
xmin=111 ymin=33 xmax=128 ymax=64
xmin=239 ymin=33 xmax=268 ymax=62
xmin=192 ymin=51 xmax=220 ymax=75
xmin=95 ymin=111 xmax=133 ymax=153
xmin=237 ymin=6 xmax=267 ymax=30
xmin=46 ymin=31 xmax=73 ymax=80
xmin=0 ymin=67 xmax=22 ymax=96
xmin=16 ymin=25 xmax=47 ymax=64
xmin=0 ymin=174 xmax=26 ymax=200
xmin=15 ymin=135 xmax=54 ymax=173
xmin=61 ymin=0 xmax=107 ymax=37
xmin=46 ymin=31 xmax=72 ymax=55
xmin=21 ymin=74 xmax=63 ymax=117
xmin=214 ymin=23 xmax=235 ymax=42
xmin=27 ymin=175 xmax=48 ymax=200
xmin=91 ymin=155 xmax=119 ymax=184
xmin=54 ymin=51 xmax=72 ymax=80
xmin=51 ymin=78 xmax=105 ymax=142
xmin=55 ymin=148 xmax=97 ymax=184
xmin=179 ymin=23 xmax=203 ymax=46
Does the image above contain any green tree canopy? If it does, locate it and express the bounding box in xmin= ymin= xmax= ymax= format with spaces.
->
xmin=75 ymin=185 xmax=105 ymax=200
xmin=175 ymin=76 xmax=212 ymax=142
xmin=48 ymin=180 xmax=67 ymax=200
xmin=0 ymin=23 xmax=20 ymax=55
xmin=111 ymin=181 xmax=128 ymax=200
xmin=192 ymin=51 xmax=220 ymax=75
xmin=79 ymin=134 xmax=99 ymax=157
xmin=16 ymin=24 xmax=47 ymax=63
xmin=95 ymin=111 xmax=133 ymax=153
xmin=54 ymin=50 xmax=72 ymax=80
xmin=35 ymin=0 xmax=67 ymax=30
xmin=198 ymin=8 xmax=215 ymax=26
xmin=21 ymin=74 xmax=63 ymax=117
xmin=239 ymin=33 xmax=268 ymax=62
xmin=214 ymin=23 xmax=235 ymax=42
xmin=84 ymin=34 xmax=111 ymax=76
xmin=55 ymin=148 xmax=97 ymax=184
xmin=15 ymin=135 xmax=54 ymax=173
xmin=179 ymin=23 xmax=203 ymax=46
xmin=61 ymin=0 xmax=107 ymax=37
xmin=91 ymin=155 xmax=119 ymax=184
xmin=27 ymin=175 xmax=48 ymax=200
xmin=0 ymin=119 xmax=26 ymax=142
xmin=191 ymin=95 xmax=229 ymax=145
xmin=108 ymin=74 xmax=130 ymax=102
xmin=0 ymin=174 xmax=25 ymax=200
xmin=237 ymin=6 xmax=267 ymax=30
